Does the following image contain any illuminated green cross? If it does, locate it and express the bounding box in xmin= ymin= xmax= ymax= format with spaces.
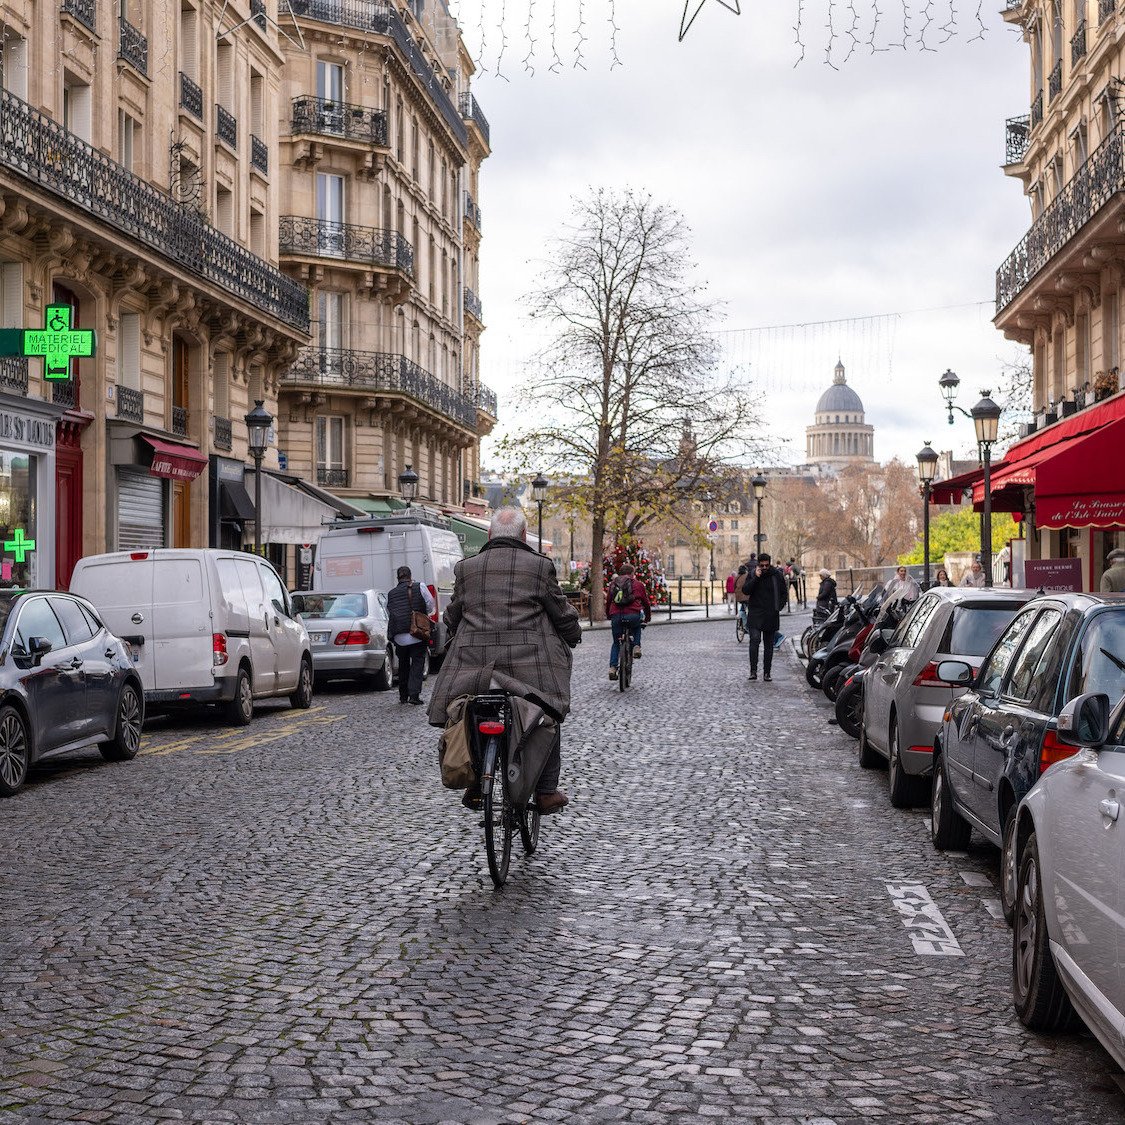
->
xmin=4 ymin=528 xmax=35 ymax=563
xmin=0 ymin=304 xmax=96 ymax=380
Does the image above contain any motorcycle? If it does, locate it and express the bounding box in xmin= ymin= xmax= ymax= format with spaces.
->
xmin=831 ymin=600 xmax=912 ymax=737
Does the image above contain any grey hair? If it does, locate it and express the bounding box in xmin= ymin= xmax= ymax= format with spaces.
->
xmin=489 ymin=506 xmax=527 ymax=540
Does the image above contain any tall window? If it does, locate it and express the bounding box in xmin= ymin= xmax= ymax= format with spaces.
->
xmin=1106 ymin=294 xmax=1120 ymax=373
xmin=395 ymin=96 xmax=403 ymax=162
xmin=216 ymin=39 xmax=235 ymax=114
xmin=62 ymin=73 xmax=91 ymax=141
xmin=118 ymin=110 xmax=139 ymax=171
xmin=315 ymin=415 xmax=345 ymax=470
xmin=213 ymin=351 xmax=230 ymax=418
xmin=316 ymin=173 xmax=344 ymax=223
xmin=0 ymin=30 xmax=27 ymax=99
xmin=172 ymin=333 xmax=190 ymax=414
xmin=180 ymin=3 xmax=199 ymax=80
xmin=250 ymin=207 xmax=266 ymax=257
xmin=1076 ymin=310 xmax=1091 ymax=387
xmin=215 ymin=185 xmax=234 ymax=235
xmin=317 ymin=60 xmax=344 ymax=102
xmin=118 ymin=312 xmax=141 ymax=390
xmin=250 ymin=68 xmax=264 ymax=139
xmin=317 ymin=291 xmax=344 ymax=353
xmin=0 ymin=262 xmax=22 ymax=327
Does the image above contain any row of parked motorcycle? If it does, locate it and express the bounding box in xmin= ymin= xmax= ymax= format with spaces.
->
xmin=798 ymin=580 xmax=1125 ymax=1075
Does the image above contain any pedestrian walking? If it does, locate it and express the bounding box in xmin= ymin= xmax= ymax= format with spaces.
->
xmin=386 ymin=565 xmax=435 ymax=705
xmin=814 ymin=568 xmax=838 ymax=621
xmin=1101 ymin=548 xmax=1125 ymax=592
xmin=786 ymin=558 xmax=802 ymax=612
xmin=742 ymin=552 xmax=788 ymax=682
xmin=725 ymin=571 xmax=737 ymax=614
xmin=934 ymin=567 xmax=953 ymax=587
xmin=883 ymin=565 xmax=920 ymax=604
xmin=960 ymin=560 xmax=986 ymax=588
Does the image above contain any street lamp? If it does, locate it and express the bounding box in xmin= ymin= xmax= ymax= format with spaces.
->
xmin=939 ymin=368 xmax=964 ymax=425
xmin=971 ymin=391 xmax=1002 ymax=588
xmin=752 ymin=473 xmax=767 ymax=558
xmin=915 ymin=441 xmax=939 ymax=590
xmin=398 ymin=463 xmax=419 ymax=507
xmin=531 ymin=471 xmax=548 ymax=553
xmin=244 ymin=399 xmax=272 ymax=554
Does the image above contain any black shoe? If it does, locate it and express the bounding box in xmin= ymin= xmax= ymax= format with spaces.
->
xmin=398 ymin=697 xmax=409 ymax=704
xmin=408 ymin=696 xmax=424 ymax=705
xmin=763 ymin=674 xmax=772 ymax=682
xmin=748 ymin=671 xmax=757 ymax=681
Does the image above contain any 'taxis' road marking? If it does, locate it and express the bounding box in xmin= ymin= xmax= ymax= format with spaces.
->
xmin=885 ymin=883 xmax=964 ymax=956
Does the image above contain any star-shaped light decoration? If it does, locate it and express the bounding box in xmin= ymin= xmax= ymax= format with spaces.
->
xmin=679 ymin=0 xmax=742 ymax=41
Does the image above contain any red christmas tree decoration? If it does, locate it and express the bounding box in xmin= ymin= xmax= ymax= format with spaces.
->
xmin=603 ymin=539 xmax=668 ymax=605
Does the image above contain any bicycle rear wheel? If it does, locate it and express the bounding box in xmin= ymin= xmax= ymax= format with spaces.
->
xmin=519 ymin=804 xmax=541 ymax=854
xmin=482 ymin=737 xmax=513 ymax=886
xmin=619 ymin=639 xmax=632 ymax=691
xmin=735 ymin=617 xmax=746 ymax=643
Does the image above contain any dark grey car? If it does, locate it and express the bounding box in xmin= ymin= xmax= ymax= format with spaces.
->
xmin=0 ymin=591 xmax=144 ymax=797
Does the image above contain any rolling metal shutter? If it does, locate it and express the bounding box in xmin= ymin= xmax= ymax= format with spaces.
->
xmin=117 ymin=468 xmax=165 ymax=550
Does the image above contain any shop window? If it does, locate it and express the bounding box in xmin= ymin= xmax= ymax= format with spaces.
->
xmin=118 ymin=312 xmax=141 ymax=390
xmin=0 ymin=453 xmax=36 ymax=589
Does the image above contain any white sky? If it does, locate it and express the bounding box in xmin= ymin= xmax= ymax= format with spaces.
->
xmin=449 ymin=0 xmax=1031 ymax=468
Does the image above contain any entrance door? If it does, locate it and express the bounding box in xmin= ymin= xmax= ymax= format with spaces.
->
xmin=56 ymin=445 xmax=83 ymax=590
xmin=173 ymin=480 xmax=192 ymax=548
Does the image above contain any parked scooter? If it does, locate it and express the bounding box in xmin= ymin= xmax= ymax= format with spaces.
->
xmin=805 ymin=590 xmax=883 ymax=689
xmin=832 ymin=600 xmax=912 ymax=737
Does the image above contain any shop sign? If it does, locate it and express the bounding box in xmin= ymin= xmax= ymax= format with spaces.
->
xmin=1038 ymin=495 xmax=1125 ymax=529
xmin=1024 ymin=558 xmax=1083 ymax=592
xmin=0 ymin=410 xmax=55 ymax=449
xmin=0 ymin=305 xmax=96 ymax=379
xmin=150 ymin=451 xmax=203 ymax=480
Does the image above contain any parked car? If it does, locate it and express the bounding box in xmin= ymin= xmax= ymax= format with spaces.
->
xmin=1010 ymin=690 xmax=1125 ymax=1069
xmin=312 ymin=512 xmax=462 ymax=668
xmin=70 ymin=549 xmax=313 ymax=726
xmin=0 ymin=590 xmax=144 ymax=797
xmin=932 ymin=593 xmax=1125 ymax=923
xmin=290 ymin=589 xmax=396 ymax=690
xmin=860 ymin=588 xmax=1037 ymax=807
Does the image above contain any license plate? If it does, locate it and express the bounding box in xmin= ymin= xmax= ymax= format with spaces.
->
xmin=310 ymin=632 xmax=330 ymax=645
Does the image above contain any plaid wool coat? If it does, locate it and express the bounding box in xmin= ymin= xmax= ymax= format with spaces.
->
xmin=427 ymin=536 xmax=582 ymax=727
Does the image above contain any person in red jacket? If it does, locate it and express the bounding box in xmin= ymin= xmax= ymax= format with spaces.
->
xmin=605 ymin=563 xmax=652 ymax=680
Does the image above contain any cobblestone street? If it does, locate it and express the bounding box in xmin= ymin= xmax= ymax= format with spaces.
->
xmin=2 ymin=618 xmax=1124 ymax=1123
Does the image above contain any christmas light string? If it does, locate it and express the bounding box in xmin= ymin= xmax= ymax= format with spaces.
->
xmin=495 ymin=0 xmax=510 ymax=80
xmin=940 ymin=0 xmax=957 ymax=43
xmin=898 ymin=0 xmax=911 ymax=49
xmin=608 ymin=0 xmax=623 ymax=69
xmin=574 ymin=0 xmax=587 ymax=70
xmin=548 ymin=0 xmax=563 ymax=72
xmin=522 ymin=0 xmax=537 ymax=74
xmin=794 ymin=0 xmax=807 ymax=65
xmin=843 ymin=0 xmax=861 ymax=62
xmin=825 ymin=0 xmax=838 ymax=68
xmin=918 ymin=0 xmax=936 ymax=51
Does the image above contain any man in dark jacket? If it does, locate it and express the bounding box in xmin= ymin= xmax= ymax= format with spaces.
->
xmin=386 ymin=566 xmax=435 ymax=705
xmin=742 ymin=552 xmax=788 ymax=682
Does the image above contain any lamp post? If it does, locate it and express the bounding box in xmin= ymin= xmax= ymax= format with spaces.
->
xmin=244 ymin=399 xmax=272 ymax=554
xmin=752 ymin=473 xmax=767 ymax=557
xmin=398 ymin=463 xmax=418 ymax=508
xmin=915 ymin=441 xmax=939 ymax=590
xmin=971 ymin=391 xmax=1003 ymax=588
xmin=531 ymin=471 xmax=548 ymax=554
xmin=939 ymin=368 xmax=963 ymax=426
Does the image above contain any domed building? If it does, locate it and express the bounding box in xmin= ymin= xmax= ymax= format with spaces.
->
xmin=805 ymin=360 xmax=875 ymax=469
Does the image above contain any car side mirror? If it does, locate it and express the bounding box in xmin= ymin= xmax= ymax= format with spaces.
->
xmin=28 ymin=636 xmax=52 ymax=666
xmin=935 ymin=659 xmax=974 ymax=686
xmin=272 ymin=598 xmax=287 ymax=618
xmin=1056 ymin=692 xmax=1111 ymax=748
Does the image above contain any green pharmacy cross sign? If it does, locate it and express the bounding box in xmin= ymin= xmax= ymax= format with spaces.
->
xmin=4 ymin=528 xmax=34 ymax=563
xmin=0 ymin=305 xmax=96 ymax=380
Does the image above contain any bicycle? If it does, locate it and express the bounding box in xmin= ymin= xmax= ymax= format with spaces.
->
xmin=735 ymin=604 xmax=747 ymax=644
xmin=616 ymin=619 xmax=646 ymax=692
xmin=470 ymin=692 xmax=541 ymax=886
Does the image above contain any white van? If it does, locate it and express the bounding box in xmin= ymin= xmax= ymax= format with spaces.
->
xmin=312 ymin=512 xmax=463 ymax=665
xmin=70 ymin=549 xmax=313 ymax=725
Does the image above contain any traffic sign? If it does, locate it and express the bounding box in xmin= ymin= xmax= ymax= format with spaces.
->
xmin=0 ymin=305 xmax=96 ymax=379
xmin=708 ymin=519 xmax=718 ymax=532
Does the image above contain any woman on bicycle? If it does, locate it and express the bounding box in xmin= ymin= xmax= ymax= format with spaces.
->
xmin=606 ymin=563 xmax=651 ymax=680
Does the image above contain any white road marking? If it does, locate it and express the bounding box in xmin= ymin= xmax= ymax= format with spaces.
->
xmin=959 ymin=871 xmax=993 ymax=888
xmin=983 ymin=899 xmax=1006 ymax=921
xmin=885 ymin=883 xmax=964 ymax=956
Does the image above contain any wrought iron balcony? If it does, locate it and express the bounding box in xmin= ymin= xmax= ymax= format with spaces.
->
xmin=464 ymin=191 xmax=482 ymax=231
xmin=1048 ymin=60 xmax=1062 ymax=102
xmin=472 ymin=382 xmax=497 ymax=417
xmin=279 ymin=216 xmax=414 ymax=276
xmin=0 ymin=357 xmax=28 ymax=397
xmin=250 ymin=134 xmax=268 ymax=174
xmin=118 ymin=17 xmax=148 ymax=76
xmin=180 ymin=72 xmax=203 ymax=119
xmin=458 ymin=91 xmax=490 ymax=147
xmin=1072 ymin=20 xmax=1087 ymax=65
xmin=1101 ymin=0 xmax=1116 ymax=24
xmin=216 ymin=104 xmax=237 ymax=149
xmin=53 ymin=380 xmax=76 ymax=409
xmin=463 ymin=287 xmax=482 ymax=322
xmin=61 ymin=0 xmax=96 ymax=31
xmin=997 ymin=121 xmax=1125 ymax=312
xmin=290 ymin=96 xmax=388 ymax=146
xmin=285 ymin=347 xmax=477 ymax=427
xmin=214 ymin=415 xmax=233 ymax=451
xmin=317 ymin=466 xmax=350 ymax=487
xmin=250 ymin=0 xmax=267 ymax=30
xmin=116 ymin=385 xmax=143 ymax=421
xmin=0 ymin=89 xmax=308 ymax=331
xmin=1031 ymin=90 xmax=1044 ymax=129
xmin=287 ymin=0 xmax=467 ymax=147
xmin=1005 ymin=115 xmax=1031 ymax=165
xmin=172 ymin=406 xmax=188 ymax=436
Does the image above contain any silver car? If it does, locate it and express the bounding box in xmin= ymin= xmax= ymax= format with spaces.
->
xmin=1011 ymin=691 xmax=1125 ymax=1070
xmin=290 ymin=590 xmax=397 ymax=690
xmin=860 ymin=587 xmax=1037 ymax=807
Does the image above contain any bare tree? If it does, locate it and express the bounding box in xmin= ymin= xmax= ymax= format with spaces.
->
xmin=998 ymin=354 xmax=1034 ymax=447
xmin=498 ymin=188 xmax=767 ymax=618
xmin=813 ymin=460 xmax=920 ymax=567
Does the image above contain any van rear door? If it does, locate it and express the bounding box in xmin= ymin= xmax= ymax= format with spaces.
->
xmin=151 ymin=555 xmax=213 ymax=692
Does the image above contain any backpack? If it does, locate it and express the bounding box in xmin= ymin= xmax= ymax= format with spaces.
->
xmin=612 ymin=576 xmax=635 ymax=606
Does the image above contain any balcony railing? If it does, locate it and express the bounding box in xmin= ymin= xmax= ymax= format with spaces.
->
xmin=288 ymin=0 xmax=467 ymax=147
xmin=458 ymin=91 xmax=490 ymax=147
xmin=472 ymin=382 xmax=497 ymax=417
xmin=179 ymin=72 xmax=203 ymax=119
xmin=317 ymin=466 xmax=350 ymax=487
xmin=61 ymin=0 xmax=96 ymax=31
xmin=171 ymin=405 xmax=188 ymax=436
xmin=1031 ymin=90 xmax=1044 ymax=129
xmin=0 ymin=357 xmax=28 ymax=396
xmin=118 ymin=17 xmax=148 ymax=76
xmin=1048 ymin=60 xmax=1062 ymax=102
xmin=250 ymin=134 xmax=268 ymax=174
xmin=216 ymin=104 xmax=237 ymax=149
xmin=53 ymin=380 xmax=76 ymax=409
xmin=1005 ymin=115 xmax=1031 ymax=165
xmin=214 ymin=415 xmax=233 ymax=450
xmin=250 ymin=0 xmax=267 ymax=30
xmin=1100 ymin=0 xmax=1116 ymax=24
xmin=0 ymin=89 xmax=308 ymax=332
xmin=1072 ymin=20 xmax=1087 ymax=65
xmin=290 ymin=96 xmax=388 ymax=146
xmin=464 ymin=191 xmax=482 ymax=230
xmin=285 ymin=347 xmax=477 ymax=427
xmin=997 ymin=121 xmax=1125 ymax=312
xmin=279 ymin=216 xmax=414 ymax=276
xmin=117 ymin=385 xmax=143 ymax=421
xmin=463 ymin=287 xmax=482 ymax=322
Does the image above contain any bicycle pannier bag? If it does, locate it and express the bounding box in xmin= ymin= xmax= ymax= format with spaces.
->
xmin=409 ymin=583 xmax=432 ymax=641
xmin=506 ymin=696 xmax=558 ymax=807
xmin=439 ymin=695 xmax=475 ymax=789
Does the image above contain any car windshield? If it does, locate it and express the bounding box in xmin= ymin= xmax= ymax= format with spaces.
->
xmin=944 ymin=605 xmax=1024 ymax=657
xmin=291 ymin=593 xmax=368 ymax=619
xmin=1069 ymin=610 xmax=1125 ymax=705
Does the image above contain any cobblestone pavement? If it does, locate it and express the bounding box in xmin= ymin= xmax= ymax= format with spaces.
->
xmin=2 ymin=619 xmax=1124 ymax=1123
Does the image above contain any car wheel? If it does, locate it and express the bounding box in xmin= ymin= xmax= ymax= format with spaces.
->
xmin=226 ymin=666 xmax=253 ymax=727
xmin=373 ymin=646 xmax=394 ymax=691
xmin=858 ymin=714 xmax=881 ymax=769
xmin=1000 ymin=806 xmax=1019 ymax=926
xmin=99 ymin=682 xmax=144 ymax=762
xmin=0 ymin=704 xmax=30 ymax=797
xmin=835 ymin=677 xmax=864 ymax=739
xmin=931 ymin=750 xmax=971 ymax=850
xmin=289 ymin=657 xmax=313 ymax=709
xmin=888 ymin=717 xmax=923 ymax=808
xmin=1012 ymin=831 xmax=1074 ymax=1031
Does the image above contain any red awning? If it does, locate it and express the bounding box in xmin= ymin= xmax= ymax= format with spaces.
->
xmin=1033 ymin=416 xmax=1125 ymax=529
xmin=142 ymin=436 xmax=207 ymax=481
xmin=929 ymin=466 xmax=984 ymax=506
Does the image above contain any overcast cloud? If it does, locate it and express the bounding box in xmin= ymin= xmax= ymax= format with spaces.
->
xmin=451 ymin=0 xmax=1030 ymax=469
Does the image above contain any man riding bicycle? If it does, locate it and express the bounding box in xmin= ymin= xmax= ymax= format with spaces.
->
xmin=606 ymin=563 xmax=651 ymax=680
xmin=428 ymin=506 xmax=582 ymax=814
